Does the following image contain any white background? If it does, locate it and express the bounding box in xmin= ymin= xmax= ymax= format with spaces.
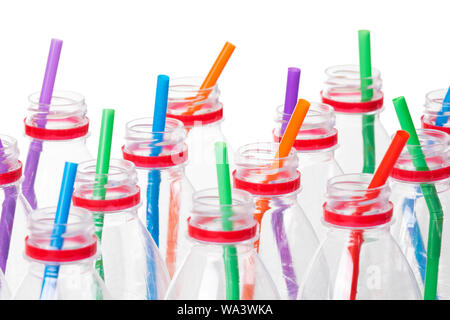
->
xmin=0 ymin=0 xmax=449 ymax=160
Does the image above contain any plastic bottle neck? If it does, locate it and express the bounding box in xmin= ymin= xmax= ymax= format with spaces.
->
xmin=422 ymin=88 xmax=450 ymax=134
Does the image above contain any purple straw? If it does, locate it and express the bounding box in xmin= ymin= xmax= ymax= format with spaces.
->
xmin=22 ymin=39 xmax=63 ymax=209
xmin=0 ymin=140 xmax=18 ymax=272
xmin=271 ymin=202 xmax=298 ymax=300
xmin=280 ymin=67 xmax=301 ymax=134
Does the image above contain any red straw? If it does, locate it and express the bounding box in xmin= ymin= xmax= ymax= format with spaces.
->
xmin=348 ymin=130 xmax=410 ymax=300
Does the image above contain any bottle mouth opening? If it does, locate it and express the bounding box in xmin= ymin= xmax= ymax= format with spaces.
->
xmin=28 ymin=90 xmax=86 ymax=111
xmin=326 ymin=174 xmax=388 ymax=200
xmin=192 ymin=188 xmax=254 ymax=216
xmin=324 ymin=64 xmax=381 ymax=82
xmin=425 ymin=88 xmax=450 ymax=110
xmin=396 ymin=129 xmax=449 ymax=163
xmin=168 ymin=77 xmax=218 ymax=96
xmin=0 ymin=134 xmax=19 ymax=159
xmin=76 ymin=159 xmax=137 ymax=183
xmin=235 ymin=142 xmax=297 ymax=165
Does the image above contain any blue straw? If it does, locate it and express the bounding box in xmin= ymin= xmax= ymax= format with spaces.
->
xmin=145 ymin=74 xmax=169 ymax=299
xmin=146 ymin=74 xmax=169 ymax=245
xmin=434 ymin=87 xmax=450 ymax=127
xmin=40 ymin=162 xmax=78 ymax=300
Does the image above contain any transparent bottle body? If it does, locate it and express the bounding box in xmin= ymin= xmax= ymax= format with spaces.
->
xmin=185 ymin=121 xmax=229 ymax=190
xmin=23 ymin=138 xmax=92 ymax=209
xmin=391 ymin=179 xmax=450 ymax=299
xmin=136 ymin=166 xmax=194 ymax=278
xmin=14 ymin=260 xmax=109 ymax=300
xmin=300 ymin=226 xmax=421 ymax=300
xmin=256 ymin=193 xmax=320 ymax=300
xmin=166 ymin=241 xmax=279 ymax=300
xmin=297 ymin=151 xmax=343 ymax=240
xmin=334 ymin=112 xmax=389 ymax=174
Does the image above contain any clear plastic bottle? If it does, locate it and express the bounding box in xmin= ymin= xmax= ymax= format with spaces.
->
xmin=22 ymin=91 xmax=93 ymax=210
xmin=390 ymin=129 xmax=450 ymax=299
xmin=14 ymin=207 xmax=110 ymax=300
xmin=72 ymin=158 xmax=170 ymax=299
xmin=0 ymin=135 xmax=32 ymax=294
xmin=274 ymin=102 xmax=343 ymax=240
xmin=321 ymin=65 xmax=390 ymax=174
xmin=422 ymin=88 xmax=450 ymax=135
xmin=165 ymin=188 xmax=279 ymax=300
xmin=233 ymin=142 xmax=320 ymax=300
xmin=300 ymin=174 xmax=420 ymax=300
xmin=167 ymin=77 xmax=229 ymax=191
xmin=122 ymin=117 xmax=194 ymax=278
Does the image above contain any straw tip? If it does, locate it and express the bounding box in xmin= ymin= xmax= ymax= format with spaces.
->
xmin=224 ymin=41 xmax=236 ymax=50
xmin=392 ymin=96 xmax=406 ymax=106
xmin=288 ymin=67 xmax=301 ymax=74
xmin=157 ymin=74 xmax=170 ymax=83
xmin=51 ymin=38 xmax=63 ymax=44
xmin=358 ymin=30 xmax=370 ymax=35
xmin=395 ymin=130 xmax=410 ymax=141
xmin=214 ymin=142 xmax=229 ymax=165
xmin=64 ymin=161 xmax=79 ymax=172
xmin=102 ymin=108 xmax=115 ymax=116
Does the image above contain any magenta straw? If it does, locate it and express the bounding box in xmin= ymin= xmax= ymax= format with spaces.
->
xmin=280 ymin=67 xmax=301 ymax=134
xmin=22 ymin=39 xmax=63 ymax=209
xmin=0 ymin=140 xmax=18 ymax=272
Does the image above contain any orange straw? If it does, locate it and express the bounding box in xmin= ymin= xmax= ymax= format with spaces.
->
xmin=182 ymin=42 xmax=236 ymax=116
xmin=165 ymin=179 xmax=182 ymax=278
xmin=348 ymin=130 xmax=410 ymax=300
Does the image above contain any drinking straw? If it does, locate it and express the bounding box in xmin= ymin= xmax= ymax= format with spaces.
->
xmin=393 ymin=96 xmax=443 ymax=300
xmin=182 ymin=42 xmax=235 ymax=116
xmin=347 ymin=130 xmax=410 ymax=299
xmin=435 ymin=87 xmax=450 ymax=126
xmin=215 ymin=141 xmax=240 ymax=300
xmin=23 ymin=39 xmax=63 ymax=209
xmin=40 ymin=162 xmax=78 ymax=300
xmin=0 ymin=140 xmax=18 ymax=273
xmin=359 ymin=30 xmax=376 ymax=174
xmin=165 ymin=179 xmax=181 ymax=278
xmin=146 ymin=75 xmax=170 ymax=245
xmin=92 ymin=109 xmax=115 ymax=281
xmin=280 ymin=68 xmax=301 ymax=134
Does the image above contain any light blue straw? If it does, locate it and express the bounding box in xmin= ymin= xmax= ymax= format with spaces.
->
xmin=145 ymin=74 xmax=169 ymax=299
xmin=435 ymin=87 xmax=450 ymax=127
xmin=40 ymin=162 xmax=78 ymax=300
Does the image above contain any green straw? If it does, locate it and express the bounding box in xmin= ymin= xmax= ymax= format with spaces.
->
xmin=359 ymin=30 xmax=376 ymax=174
xmin=93 ymin=109 xmax=115 ymax=280
xmin=215 ymin=142 xmax=239 ymax=300
xmin=393 ymin=96 xmax=443 ymax=300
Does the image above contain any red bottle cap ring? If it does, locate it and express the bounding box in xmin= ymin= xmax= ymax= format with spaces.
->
xmin=25 ymin=236 xmax=97 ymax=262
xmin=73 ymin=186 xmax=140 ymax=212
xmin=122 ymin=145 xmax=188 ymax=168
xmin=24 ymin=117 xmax=90 ymax=140
xmin=323 ymin=202 xmax=393 ymax=228
xmin=187 ymin=217 xmax=258 ymax=243
xmin=422 ymin=116 xmax=450 ymax=135
xmin=233 ymin=170 xmax=300 ymax=196
xmin=321 ymin=91 xmax=384 ymax=113
xmin=0 ymin=161 xmax=22 ymax=185
xmin=391 ymin=166 xmax=450 ymax=183
xmin=274 ymin=129 xmax=338 ymax=151
xmin=167 ymin=107 xmax=223 ymax=127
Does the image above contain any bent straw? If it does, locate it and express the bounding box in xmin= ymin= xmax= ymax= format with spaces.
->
xmin=0 ymin=140 xmax=18 ymax=273
xmin=215 ymin=142 xmax=240 ymax=300
xmin=23 ymin=39 xmax=63 ymax=209
xmin=359 ymin=30 xmax=376 ymax=174
xmin=93 ymin=109 xmax=115 ymax=281
xmin=347 ymin=130 xmax=409 ymax=299
xmin=255 ymin=99 xmax=310 ymax=299
xmin=280 ymin=68 xmax=301 ymax=134
xmin=182 ymin=42 xmax=235 ymax=116
xmin=146 ymin=75 xmax=170 ymax=245
xmin=435 ymin=87 xmax=450 ymax=126
xmin=393 ymin=96 xmax=444 ymax=300
xmin=40 ymin=162 xmax=78 ymax=300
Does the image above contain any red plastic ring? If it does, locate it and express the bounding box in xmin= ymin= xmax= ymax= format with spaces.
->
xmin=321 ymin=91 xmax=384 ymax=113
xmin=391 ymin=166 xmax=450 ymax=182
xmin=122 ymin=145 xmax=188 ymax=168
xmin=323 ymin=202 xmax=393 ymax=227
xmin=0 ymin=161 xmax=22 ymax=185
xmin=187 ymin=218 xmax=257 ymax=243
xmin=167 ymin=107 xmax=223 ymax=127
xmin=25 ymin=236 xmax=97 ymax=262
xmin=233 ymin=170 xmax=301 ymax=195
xmin=73 ymin=186 xmax=140 ymax=212
xmin=274 ymin=129 xmax=338 ymax=151
xmin=24 ymin=118 xmax=90 ymax=140
xmin=422 ymin=117 xmax=450 ymax=135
